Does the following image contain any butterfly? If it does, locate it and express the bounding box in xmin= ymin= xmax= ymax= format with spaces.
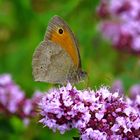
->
xmin=32 ymin=15 xmax=87 ymax=84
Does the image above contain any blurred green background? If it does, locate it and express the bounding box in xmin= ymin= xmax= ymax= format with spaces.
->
xmin=0 ymin=0 xmax=140 ymax=139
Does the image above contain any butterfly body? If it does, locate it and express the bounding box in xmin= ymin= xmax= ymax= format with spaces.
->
xmin=32 ymin=15 xmax=87 ymax=84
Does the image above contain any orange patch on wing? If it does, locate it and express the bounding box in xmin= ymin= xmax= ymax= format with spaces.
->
xmin=50 ymin=29 xmax=79 ymax=67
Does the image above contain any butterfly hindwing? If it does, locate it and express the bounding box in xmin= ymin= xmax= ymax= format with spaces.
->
xmin=32 ymin=40 xmax=76 ymax=84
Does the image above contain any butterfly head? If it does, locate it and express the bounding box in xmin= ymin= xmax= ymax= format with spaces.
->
xmin=78 ymin=69 xmax=87 ymax=82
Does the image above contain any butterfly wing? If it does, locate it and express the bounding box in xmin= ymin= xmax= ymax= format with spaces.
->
xmin=45 ymin=15 xmax=82 ymax=69
xmin=32 ymin=15 xmax=87 ymax=84
xmin=32 ymin=40 xmax=76 ymax=84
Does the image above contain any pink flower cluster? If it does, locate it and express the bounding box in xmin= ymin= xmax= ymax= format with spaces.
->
xmin=97 ymin=0 xmax=140 ymax=54
xmin=0 ymin=74 xmax=42 ymax=124
xmin=39 ymin=83 xmax=140 ymax=140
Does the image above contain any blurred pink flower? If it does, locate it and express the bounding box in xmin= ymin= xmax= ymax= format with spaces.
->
xmin=127 ymin=84 xmax=140 ymax=113
xmin=110 ymin=79 xmax=124 ymax=96
xmin=129 ymin=84 xmax=140 ymax=99
xmin=0 ymin=74 xmax=42 ymax=123
xmin=97 ymin=0 xmax=140 ymax=54
xmin=0 ymin=74 xmax=25 ymax=113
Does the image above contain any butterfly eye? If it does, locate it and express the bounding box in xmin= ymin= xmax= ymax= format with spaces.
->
xmin=58 ymin=28 xmax=63 ymax=34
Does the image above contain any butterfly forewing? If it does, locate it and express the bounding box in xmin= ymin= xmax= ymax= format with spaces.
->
xmin=45 ymin=15 xmax=81 ymax=68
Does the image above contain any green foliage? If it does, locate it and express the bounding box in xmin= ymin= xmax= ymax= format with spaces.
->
xmin=0 ymin=0 xmax=140 ymax=139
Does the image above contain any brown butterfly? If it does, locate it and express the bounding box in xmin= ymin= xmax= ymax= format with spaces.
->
xmin=32 ymin=15 xmax=87 ymax=84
